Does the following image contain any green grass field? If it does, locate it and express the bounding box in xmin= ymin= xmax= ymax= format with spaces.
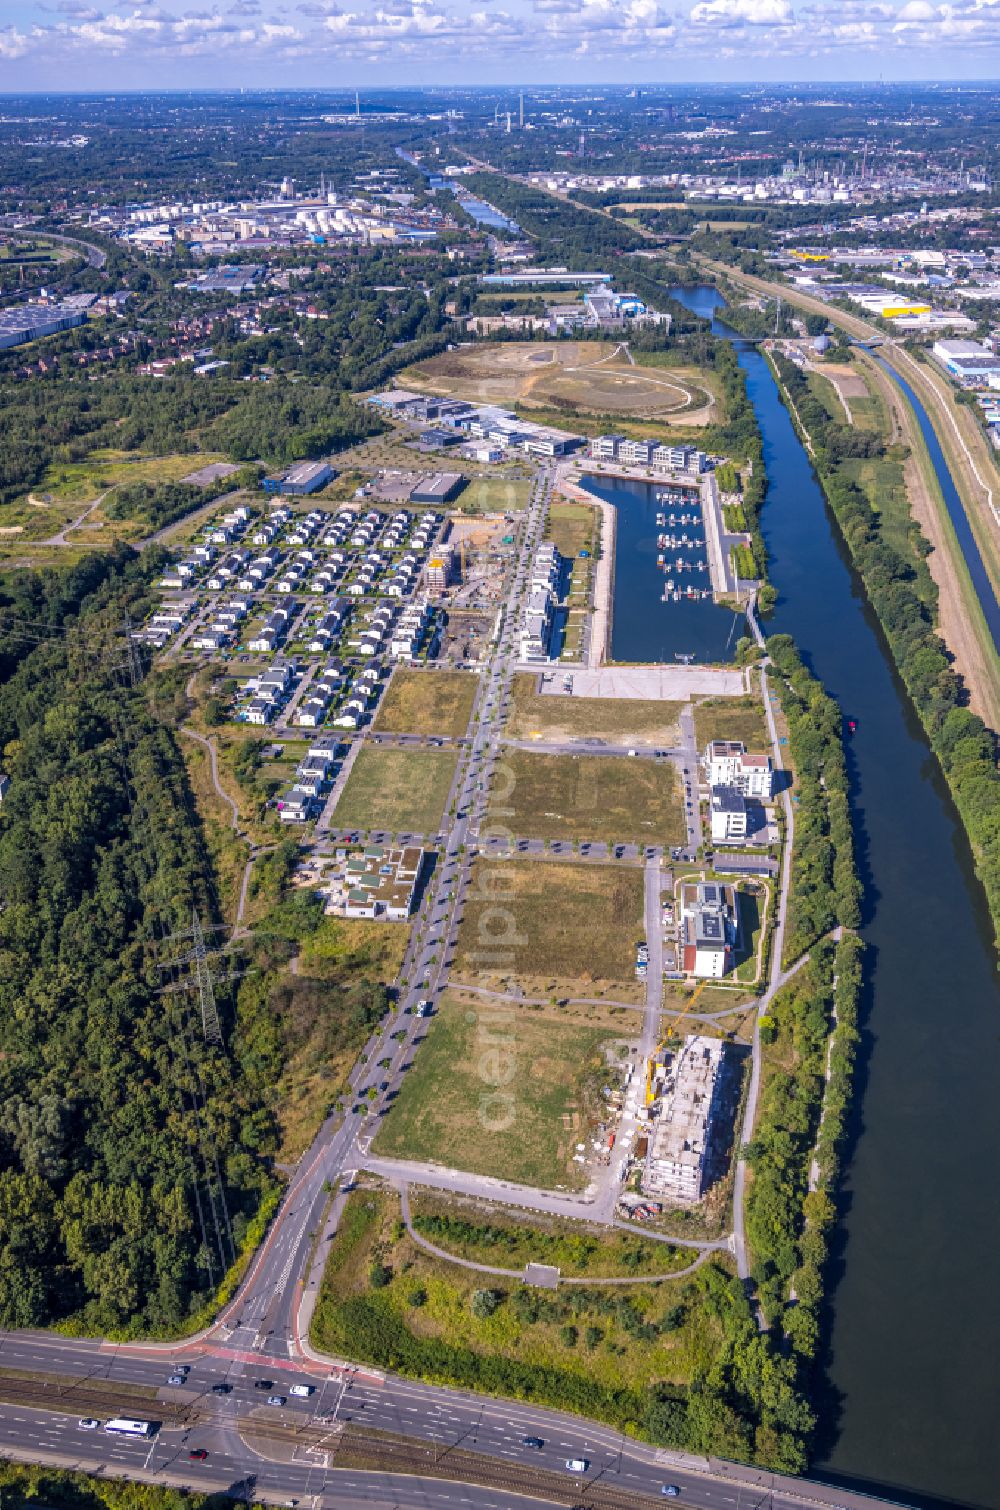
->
xmin=453 ymin=859 xmax=644 ymax=991
xmin=504 ymin=749 xmax=685 ymax=845
xmin=374 ymin=670 xmax=479 ymax=738
xmin=373 ymin=995 xmax=632 ymax=1188
xmin=310 ymin=1186 xmax=734 ymax=1421
xmin=458 ymin=477 xmax=531 ymax=514
xmin=335 ymin=746 xmax=458 ymax=834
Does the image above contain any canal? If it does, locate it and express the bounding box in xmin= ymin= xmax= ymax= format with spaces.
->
xmin=875 ymin=357 xmax=1000 ymax=653
xmin=671 ymin=285 xmax=1000 ymax=1509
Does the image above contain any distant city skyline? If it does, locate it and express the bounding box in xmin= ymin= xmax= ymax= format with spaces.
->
xmin=1 ymin=0 xmax=999 ymax=89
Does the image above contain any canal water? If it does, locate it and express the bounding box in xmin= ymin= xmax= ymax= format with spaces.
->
xmin=875 ymin=358 xmax=1000 ymax=653
xmin=454 ymin=193 xmax=521 ymax=234
xmin=580 ymin=473 xmax=743 ymax=664
xmin=671 ymin=285 xmax=1000 ymax=1509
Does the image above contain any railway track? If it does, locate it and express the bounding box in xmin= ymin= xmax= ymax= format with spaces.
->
xmin=253 ymin=1422 xmax=676 ymax=1508
xmin=0 ymin=1381 xmax=672 ymax=1507
xmin=0 ymin=1373 xmax=191 ymax=1428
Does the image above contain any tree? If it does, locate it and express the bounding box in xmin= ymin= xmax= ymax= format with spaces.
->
xmin=471 ymin=1287 xmax=503 ymax=1318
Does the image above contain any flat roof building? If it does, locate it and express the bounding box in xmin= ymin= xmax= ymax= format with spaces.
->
xmin=681 ymin=881 xmax=740 ymax=978
xmin=341 ymin=845 xmax=427 ymax=920
xmin=408 ymin=473 xmax=465 ymax=505
xmin=710 ymin=786 xmax=748 ymax=844
xmin=263 ymin=460 xmax=335 ymax=496
xmin=704 ymin=740 xmax=774 ymax=801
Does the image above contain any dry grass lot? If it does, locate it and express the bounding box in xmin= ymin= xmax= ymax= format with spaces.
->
xmin=458 ymin=476 xmax=531 ymax=514
xmin=453 ymin=859 xmax=644 ymax=992
xmin=507 ymin=674 xmax=683 ymax=747
xmin=373 ymin=994 xmax=632 ymax=1189
xmin=271 ymin=916 xmax=410 ymax=1162
xmin=374 ymin=669 xmax=479 ymax=738
xmin=504 ymin=749 xmax=685 ymax=845
xmin=692 ymin=696 xmax=769 ymax=753
xmin=335 ymin=746 xmax=458 ymax=834
xmin=544 ymin=499 xmax=597 ymax=559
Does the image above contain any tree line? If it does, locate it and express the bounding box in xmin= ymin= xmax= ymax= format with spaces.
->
xmin=773 ymin=351 xmax=1000 ymax=945
xmin=0 ymin=555 xmax=278 ymax=1336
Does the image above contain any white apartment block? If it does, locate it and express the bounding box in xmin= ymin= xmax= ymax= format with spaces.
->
xmin=704 ymin=740 xmax=774 ymax=800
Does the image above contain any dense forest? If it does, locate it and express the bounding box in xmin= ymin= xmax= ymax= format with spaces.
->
xmin=0 ymin=556 xmax=277 ymax=1335
xmin=461 ymin=172 xmax=647 ymax=259
xmin=744 ymin=636 xmax=863 ymax=1367
xmin=765 ymin=632 xmax=862 ymax=956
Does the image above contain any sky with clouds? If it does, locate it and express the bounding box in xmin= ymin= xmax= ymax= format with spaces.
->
xmin=1 ymin=0 xmax=998 ymax=89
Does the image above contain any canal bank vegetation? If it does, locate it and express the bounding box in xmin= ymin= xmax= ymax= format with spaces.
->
xmin=766 ymin=635 xmax=862 ymax=958
xmin=312 ymin=1182 xmax=815 ymax=1471
xmin=772 ymin=352 xmax=1000 ymax=946
xmin=705 ymin=341 xmax=771 ymax=604
xmin=747 ymin=932 xmax=863 ymax=1365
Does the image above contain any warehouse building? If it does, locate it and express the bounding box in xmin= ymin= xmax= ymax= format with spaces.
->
xmin=0 ymin=300 xmax=88 ymax=350
xmin=408 ymin=472 xmax=465 ymax=505
xmin=262 ymin=460 xmax=335 ymax=496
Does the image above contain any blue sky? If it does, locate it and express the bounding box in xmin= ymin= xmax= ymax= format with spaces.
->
xmin=1 ymin=0 xmax=999 ymax=89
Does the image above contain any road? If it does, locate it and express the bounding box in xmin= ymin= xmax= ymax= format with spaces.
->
xmin=40 ymin=229 xmax=108 ymax=269
xmin=0 ymin=1326 xmax=909 ymax=1510
xmin=0 ymin=471 xmax=909 ymax=1510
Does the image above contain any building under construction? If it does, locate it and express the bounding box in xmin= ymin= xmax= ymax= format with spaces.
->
xmin=642 ymin=1035 xmax=730 ymax=1203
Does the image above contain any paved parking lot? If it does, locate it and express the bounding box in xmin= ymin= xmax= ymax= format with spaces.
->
xmin=540 ymin=665 xmax=747 ymax=700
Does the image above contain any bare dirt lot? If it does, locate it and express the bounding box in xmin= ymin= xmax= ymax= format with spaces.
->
xmin=402 ymin=341 xmax=713 ymax=421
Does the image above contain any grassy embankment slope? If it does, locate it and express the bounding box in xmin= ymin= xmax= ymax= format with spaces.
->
xmin=698 ymin=255 xmax=1000 ymax=732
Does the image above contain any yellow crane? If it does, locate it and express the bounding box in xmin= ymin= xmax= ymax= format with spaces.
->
xmin=645 ymin=979 xmax=710 ymax=1106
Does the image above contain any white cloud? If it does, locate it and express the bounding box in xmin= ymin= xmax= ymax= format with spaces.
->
xmin=690 ymin=0 xmax=793 ymax=24
xmin=0 ymin=26 xmax=31 ymax=55
xmin=3 ymin=0 xmax=1000 ymax=71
